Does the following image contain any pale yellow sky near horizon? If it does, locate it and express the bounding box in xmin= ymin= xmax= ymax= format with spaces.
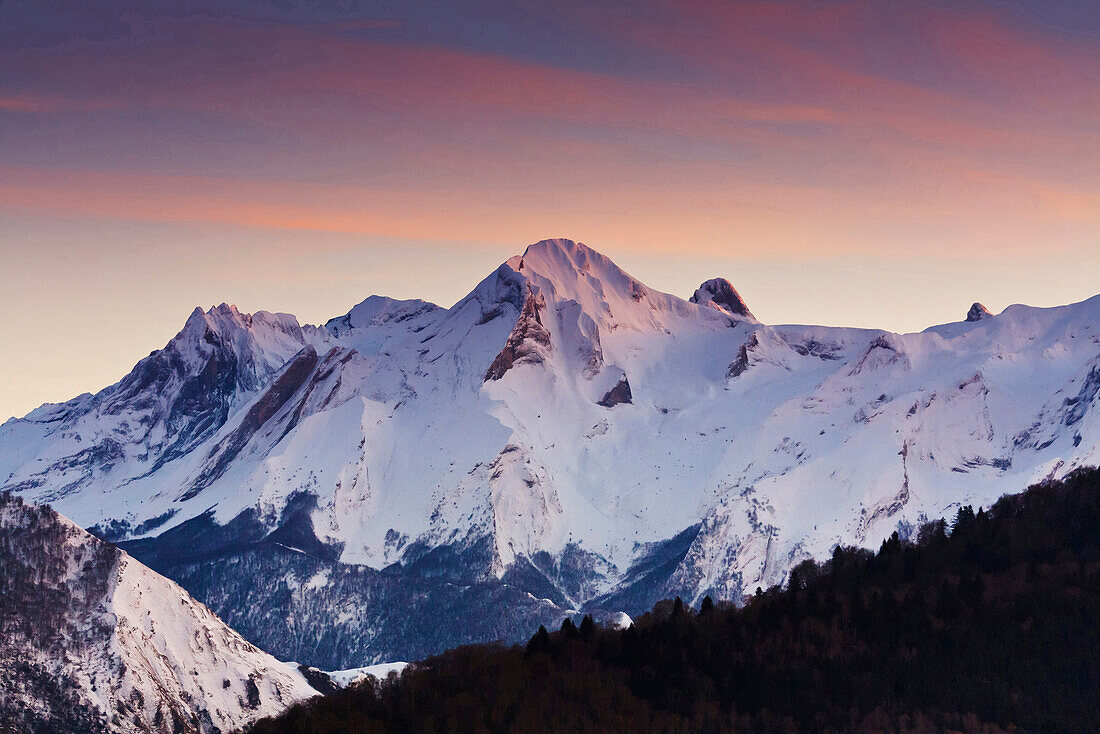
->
xmin=1 ymin=219 xmax=1096 ymax=422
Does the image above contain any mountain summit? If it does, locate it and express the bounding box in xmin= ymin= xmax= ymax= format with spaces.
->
xmin=690 ymin=277 xmax=754 ymax=319
xmin=1 ymin=239 xmax=1098 ymax=666
xmin=966 ymin=302 xmax=993 ymax=322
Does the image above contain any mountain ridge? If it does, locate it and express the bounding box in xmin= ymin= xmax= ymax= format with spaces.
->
xmin=1 ymin=238 xmax=1098 ymax=666
xmin=0 ymin=491 xmax=317 ymax=733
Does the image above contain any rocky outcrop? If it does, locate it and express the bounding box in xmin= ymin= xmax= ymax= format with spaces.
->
xmin=181 ymin=346 xmax=320 ymax=500
xmin=690 ymin=278 xmax=753 ymax=319
xmin=1064 ymin=363 xmax=1100 ymax=427
xmin=727 ymin=336 xmax=755 ymax=378
xmin=484 ymin=286 xmax=552 ymax=381
xmin=848 ymin=335 xmax=906 ymax=376
xmin=966 ymin=303 xmax=992 ymax=322
xmin=598 ymin=375 xmax=633 ymax=407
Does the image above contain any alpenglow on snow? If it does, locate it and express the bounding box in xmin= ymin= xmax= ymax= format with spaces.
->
xmin=1 ymin=238 xmax=1098 ymax=667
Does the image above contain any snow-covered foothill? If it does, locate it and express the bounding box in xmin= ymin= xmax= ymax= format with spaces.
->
xmin=0 ymin=494 xmax=317 ymax=733
xmin=325 ymin=662 xmax=411 ymax=688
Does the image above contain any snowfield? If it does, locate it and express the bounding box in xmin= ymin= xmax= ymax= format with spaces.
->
xmin=325 ymin=662 xmax=410 ymax=688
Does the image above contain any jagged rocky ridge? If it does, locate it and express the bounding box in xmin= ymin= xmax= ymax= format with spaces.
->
xmin=0 ymin=492 xmax=317 ymax=733
xmin=1 ymin=238 xmax=1098 ymax=667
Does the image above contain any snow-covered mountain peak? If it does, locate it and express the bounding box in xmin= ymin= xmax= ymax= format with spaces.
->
xmin=510 ymin=238 xmax=625 ymax=281
xmin=2 ymin=237 xmax=1098 ymax=669
xmin=507 ymin=238 xmax=646 ymax=309
xmin=180 ymin=303 xmax=255 ymax=338
xmin=690 ymin=278 xmax=754 ymax=320
xmin=175 ymin=303 xmax=320 ymax=372
xmin=326 ymin=295 xmax=442 ymax=333
xmin=498 ymin=239 xmax=733 ymax=336
xmin=324 ymin=295 xmax=443 ymax=355
xmin=0 ymin=302 xmax=326 ymax=507
xmin=119 ymin=303 xmax=322 ymax=416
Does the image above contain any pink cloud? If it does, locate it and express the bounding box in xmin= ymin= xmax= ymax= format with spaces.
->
xmin=0 ymin=5 xmax=1093 ymax=263
xmin=0 ymin=93 xmax=116 ymax=112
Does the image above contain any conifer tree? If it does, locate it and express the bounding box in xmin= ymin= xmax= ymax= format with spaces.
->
xmin=525 ymin=625 xmax=550 ymax=656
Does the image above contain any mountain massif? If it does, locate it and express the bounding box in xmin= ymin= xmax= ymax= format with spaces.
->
xmin=1 ymin=238 xmax=1098 ymax=667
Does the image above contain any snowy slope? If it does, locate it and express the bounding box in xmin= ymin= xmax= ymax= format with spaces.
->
xmin=0 ymin=304 xmax=326 ymax=514
xmin=325 ymin=662 xmax=410 ymax=688
xmin=1 ymin=238 xmax=1098 ymax=665
xmin=0 ymin=493 xmax=317 ymax=733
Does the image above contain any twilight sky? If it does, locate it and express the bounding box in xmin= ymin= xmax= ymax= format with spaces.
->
xmin=1 ymin=0 xmax=1097 ymax=420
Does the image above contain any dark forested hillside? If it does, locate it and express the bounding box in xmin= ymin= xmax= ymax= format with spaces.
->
xmin=248 ymin=467 xmax=1100 ymax=734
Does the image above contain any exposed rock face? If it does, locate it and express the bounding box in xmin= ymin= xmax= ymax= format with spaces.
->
xmin=484 ymin=286 xmax=552 ymax=381
xmin=1063 ymin=362 xmax=1100 ymax=428
xmin=0 ymin=304 xmax=322 ymax=503
xmin=966 ymin=303 xmax=992 ymax=322
xmin=182 ymin=346 xmax=320 ymax=500
xmin=0 ymin=493 xmax=315 ymax=733
xmin=123 ymin=525 xmax=568 ymax=671
xmin=690 ymin=278 xmax=753 ymax=319
xmin=727 ymin=335 xmax=756 ymax=378
xmin=598 ymin=375 xmax=633 ymax=407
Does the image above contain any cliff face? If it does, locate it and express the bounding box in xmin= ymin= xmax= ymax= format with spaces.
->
xmin=485 ymin=286 xmax=552 ymax=381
